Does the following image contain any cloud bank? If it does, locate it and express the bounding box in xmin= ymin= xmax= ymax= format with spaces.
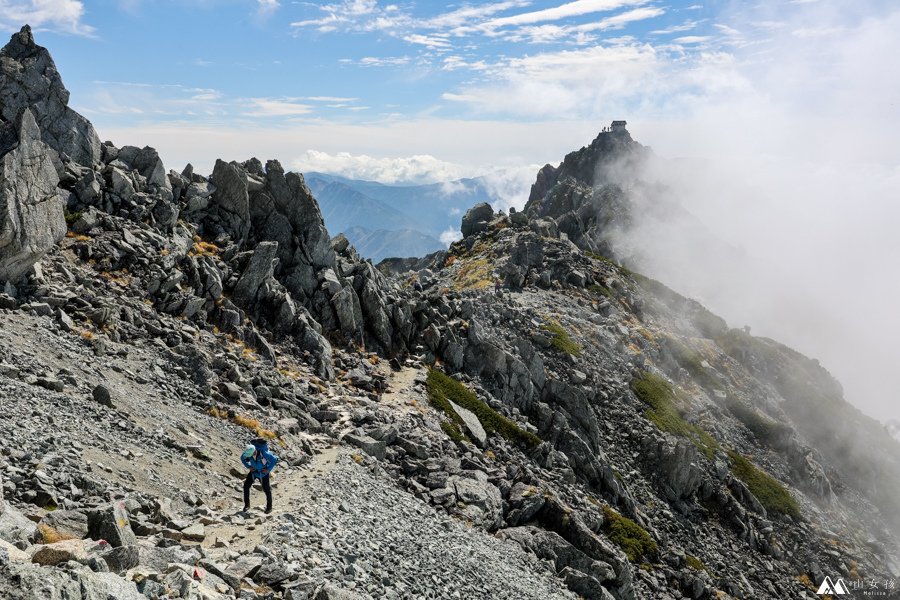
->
xmin=0 ymin=0 xmax=94 ymax=36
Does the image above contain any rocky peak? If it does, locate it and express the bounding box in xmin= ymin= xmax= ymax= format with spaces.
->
xmin=0 ymin=25 xmax=101 ymax=166
xmin=525 ymin=127 xmax=649 ymax=212
xmin=0 ymin=24 xmax=38 ymax=60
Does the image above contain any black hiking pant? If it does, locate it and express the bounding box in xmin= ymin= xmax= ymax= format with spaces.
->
xmin=243 ymin=472 xmax=272 ymax=510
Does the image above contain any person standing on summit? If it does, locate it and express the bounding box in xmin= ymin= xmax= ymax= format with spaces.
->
xmin=241 ymin=438 xmax=279 ymax=514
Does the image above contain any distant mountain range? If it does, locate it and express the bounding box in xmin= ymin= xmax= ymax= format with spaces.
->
xmin=304 ymin=172 xmax=497 ymax=262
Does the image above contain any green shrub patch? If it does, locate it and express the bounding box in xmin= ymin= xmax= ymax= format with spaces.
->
xmin=601 ymin=505 xmax=658 ymax=562
xmin=541 ymin=320 xmax=582 ymax=357
xmin=630 ymin=371 xmax=719 ymax=459
xmin=426 ymin=369 xmax=541 ymax=448
xmin=728 ymin=449 xmax=800 ymax=519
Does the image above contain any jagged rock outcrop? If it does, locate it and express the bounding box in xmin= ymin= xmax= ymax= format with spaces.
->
xmin=0 ymin=108 xmax=64 ymax=282
xmin=205 ymin=159 xmax=250 ymax=242
xmin=525 ymin=126 xmax=649 ymax=209
xmin=0 ymin=26 xmax=101 ymax=166
xmin=194 ymin=157 xmax=408 ymax=355
xmin=461 ymin=202 xmax=494 ymax=238
xmin=521 ymin=126 xmax=652 ymax=257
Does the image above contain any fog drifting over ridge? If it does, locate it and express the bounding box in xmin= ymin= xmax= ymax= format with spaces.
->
xmin=609 ymin=2 xmax=900 ymax=423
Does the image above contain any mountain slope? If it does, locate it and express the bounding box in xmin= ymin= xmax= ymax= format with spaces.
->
xmin=524 ymin=124 xmax=900 ymax=541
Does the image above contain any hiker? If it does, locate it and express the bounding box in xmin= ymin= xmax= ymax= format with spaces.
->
xmin=241 ymin=438 xmax=279 ymax=514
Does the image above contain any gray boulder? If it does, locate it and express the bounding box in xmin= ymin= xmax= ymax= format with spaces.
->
xmin=232 ymin=241 xmax=278 ymax=308
xmin=343 ymin=433 xmax=386 ymax=460
xmin=0 ymin=561 xmax=83 ymax=599
xmin=86 ymin=502 xmax=137 ymax=547
xmin=461 ymin=202 xmax=494 ymax=238
xmin=500 ymin=526 xmax=618 ymax=599
xmin=0 ymin=26 xmax=101 ymax=166
xmin=102 ymin=543 xmax=199 ymax=574
xmin=311 ymin=583 xmax=372 ymax=600
xmin=448 ymin=399 xmax=487 ymax=447
xmin=505 ymin=482 xmax=546 ymax=526
xmin=208 ymin=159 xmax=250 ymax=242
xmin=0 ymin=109 xmax=65 ymax=282
xmin=117 ymin=145 xmax=171 ymax=198
xmin=449 ymin=472 xmax=502 ymax=529
xmin=39 ymin=509 xmax=88 ymax=540
xmin=654 ymin=438 xmax=702 ymax=502
xmin=3 ymin=563 xmax=147 ymax=600
xmin=30 ymin=539 xmax=90 ymax=566
xmin=91 ymin=384 xmax=115 ymax=409
xmin=0 ymin=501 xmax=38 ymax=546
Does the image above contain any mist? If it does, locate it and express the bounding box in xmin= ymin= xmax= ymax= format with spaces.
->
xmin=590 ymin=1 xmax=900 ymax=425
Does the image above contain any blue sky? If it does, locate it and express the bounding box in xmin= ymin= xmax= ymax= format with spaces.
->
xmin=5 ymin=0 xmax=735 ymax=127
xmin=3 ymin=0 xmax=895 ymax=180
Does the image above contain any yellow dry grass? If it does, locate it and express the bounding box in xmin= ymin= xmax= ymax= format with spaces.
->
xmin=453 ymin=258 xmax=493 ymax=291
xmin=38 ymin=524 xmax=74 ymax=544
xmin=208 ymin=407 xmax=278 ymax=440
xmin=189 ymin=240 xmax=220 ymax=257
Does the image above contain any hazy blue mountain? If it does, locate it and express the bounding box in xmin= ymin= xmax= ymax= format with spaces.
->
xmin=305 ymin=172 xmax=495 ymax=241
xmin=306 ymin=178 xmax=420 ymax=235
xmin=343 ymin=226 xmax=444 ymax=262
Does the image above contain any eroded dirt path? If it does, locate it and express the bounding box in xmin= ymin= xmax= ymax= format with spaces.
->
xmin=202 ymin=445 xmax=341 ymax=554
xmin=201 ymin=365 xmax=425 ymax=556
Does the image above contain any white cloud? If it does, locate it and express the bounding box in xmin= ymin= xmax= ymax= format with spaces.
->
xmin=403 ymin=33 xmax=452 ymax=49
xmin=441 ymin=55 xmax=488 ymax=71
xmin=426 ymin=1 xmax=531 ymax=30
xmin=650 ymin=19 xmax=703 ymax=35
xmin=95 ymin=118 xmax=590 ymax=180
xmin=79 ymin=81 xmax=230 ymax=119
xmin=290 ymin=0 xmax=410 ymax=34
xmin=672 ymin=35 xmax=710 ymax=44
xmin=243 ymin=98 xmax=313 ymax=117
xmin=292 ymin=150 xmax=475 ymax=184
xmin=713 ymin=23 xmax=741 ymax=36
xmin=256 ymin=0 xmax=279 ymax=18
xmin=578 ymin=6 xmax=665 ymax=31
xmin=481 ymin=0 xmax=649 ymax=29
xmin=0 ymin=0 xmax=95 ymax=36
xmin=478 ymin=165 xmax=540 ymax=212
xmin=500 ymin=7 xmax=665 ymax=43
xmin=439 ymin=227 xmax=463 ymax=246
xmin=348 ymin=56 xmax=410 ymax=67
xmin=791 ymin=26 xmax=844 ymax=38
xmin=303 ymin=95 xmax=360 ymax=102
xmin=81 ymin=82 xmax=373 ymax=122
xmin=289 ymin=0 xmax=662 ymax=50
xmin=442 ymin=43 xmax=684 ymax=117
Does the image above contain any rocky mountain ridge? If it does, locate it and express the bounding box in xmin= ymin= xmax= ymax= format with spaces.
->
xmin=0 ymin=24 xmax=898 ymax=600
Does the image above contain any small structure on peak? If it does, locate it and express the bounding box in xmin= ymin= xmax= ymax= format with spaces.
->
xmin=611 ymin=120 xmax=627 ymax=133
